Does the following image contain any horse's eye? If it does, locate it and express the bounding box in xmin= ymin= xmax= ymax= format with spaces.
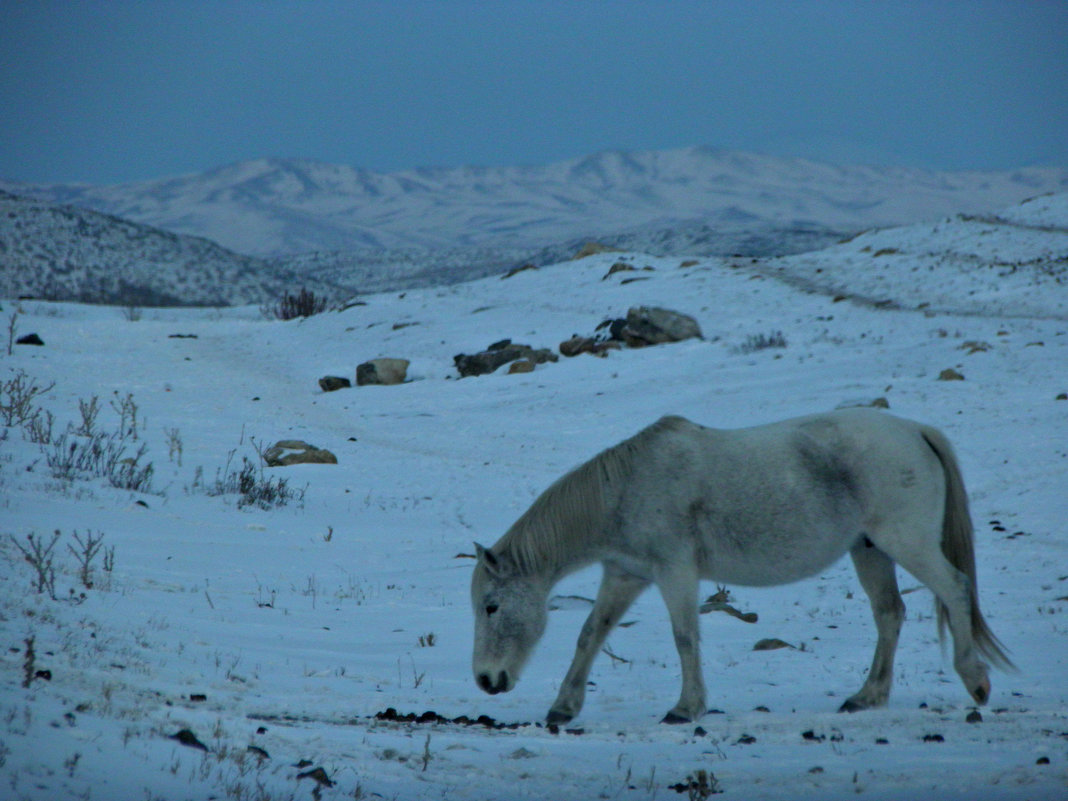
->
xmin=485 ymin=604 xmax=499 ymax=617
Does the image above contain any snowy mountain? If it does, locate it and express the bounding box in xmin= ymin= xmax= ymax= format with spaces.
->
xmin=0 ymin=191 xmax=350 ymax=306
xmin=5 ymin=146 xmax=1066 ymax=257
xmin=1 ymin=189 xmax=1065 ymax=800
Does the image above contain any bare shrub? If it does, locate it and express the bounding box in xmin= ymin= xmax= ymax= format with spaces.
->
xmin=68 ymin=530 xmax=107 ymax=589
xmin=109 ymin=392 xmax=142 ymax=440
xmin=10 ymin=530 xmax=61 ymax=598
xmin=192 ymin=449 xmax=305 ymax=510
xmin=25 ymin=408 xmax=55 ymax=445
xmin=262 ymin=287 xmax=330 ymax=321
xmin=76 ymin=396 xmax=100 ymax=436
xmin=46 ymin=426 xmax=154 ymax=493
xmin=6 ymin=312 xmax=17 ymax=356
xmin=22 ymin=636 xmax=36 ymax=687
xmin=734 ymin=331 xmax=788 ymax=355
xmin=0 ymin=369 xmax=55 ymax=427
xmin=164 ymin=427 xmax=183 ymax=465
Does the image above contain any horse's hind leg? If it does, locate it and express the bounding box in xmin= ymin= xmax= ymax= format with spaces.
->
xmin=840 ymin=541 xmax=906 ymax=712
xmin=891 ymin=547 xmax=991 ymax=705
xmin=656 ymin=563 xmax=707 ymax=724
xmin=546 ymin=565 xmax=649 ymax=725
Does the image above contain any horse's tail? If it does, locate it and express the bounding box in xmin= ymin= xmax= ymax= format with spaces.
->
xmin=920 ymin=425 xmax=1015 ymax=671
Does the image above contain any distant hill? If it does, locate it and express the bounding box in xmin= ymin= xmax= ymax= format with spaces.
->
xmin=5 ymin=146 xmax=1066 ymax=258
xmin=0 ymin=191 xmax=349 ymax=306
xmin=761 ymin=191 xmax=1068 ymax=319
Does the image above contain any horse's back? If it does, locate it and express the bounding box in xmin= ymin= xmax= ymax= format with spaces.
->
xmin=616 ymin=409 xmax=947 ymax=586
xmin=731 ymin=408 xmax=945 ymax=512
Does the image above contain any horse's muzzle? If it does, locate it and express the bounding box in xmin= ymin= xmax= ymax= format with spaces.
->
xmin=477 ymin=670 xmax=509 ymax=695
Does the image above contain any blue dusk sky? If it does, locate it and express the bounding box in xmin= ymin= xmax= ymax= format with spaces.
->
xmin=1 ymin=0 xmax=1066 ymax=185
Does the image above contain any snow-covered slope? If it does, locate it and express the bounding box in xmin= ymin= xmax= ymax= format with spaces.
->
xmin=1 ymin=198 xmax=1065 ymax=800
xmin=759 ymin=192 xmax=1068 ymax=319
xmin=5 ymin=147 xmax=1066 ymax=257
xmin=0 ymin=191 xmax=350 ymax=306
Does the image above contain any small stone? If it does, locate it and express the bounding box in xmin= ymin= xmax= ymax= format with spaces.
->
xmin=965 ymin=709 xmax=983 ymax=724
xmin=837 ymin=397 xmax=890 ymax=410
xmin=937 ymin=368 xmax=965 ymax=381
xmin=170 ymin=729 xmax=209 ymax=751
xmin=296 ymin=767 xmax=335 ymax=787
xmin=573 ymin=241 xmax=615 ymax=259
xmin=560 ymin=335 xmax=597 ymax=357
xmin=16 ymin=333 xmax=44 ymax=346
xmin=508 ymin=359 xmax=535 ymax=374
xmin=318 ymin=375 xmax=351 ymax=392
xmin=502 ymin=263 xmax=537 ymax=279
xmin=262 ymin=440 xmax=337 ymax=467
xmin=753 ymin=638 xmax=794 ymax=651
xmin=602 ymin=261 xmax=636 ymax=280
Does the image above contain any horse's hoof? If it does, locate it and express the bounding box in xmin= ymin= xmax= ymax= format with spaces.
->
xmin=546 ymin=709 xmax=573 ymax=725
xmin=838 ymin=699 xmax=864 ymax=713
xmin=661 ymin=711 xmax=693 ymax=724
xmin=971 ymin=678 xmax=990 ymax=705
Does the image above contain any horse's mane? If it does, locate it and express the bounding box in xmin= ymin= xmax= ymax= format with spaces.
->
xmin=496 ymin=416 xmax=689 ymax=576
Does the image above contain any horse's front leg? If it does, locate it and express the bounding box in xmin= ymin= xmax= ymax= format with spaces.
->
xmin=547 ymin=565 xmax=649 ymax=725
xmin=657 ymin=564 xmax=707 ymax=723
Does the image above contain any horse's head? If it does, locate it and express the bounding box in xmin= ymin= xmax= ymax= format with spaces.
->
xmin=470 ymin=542 xmax=548 ymax=695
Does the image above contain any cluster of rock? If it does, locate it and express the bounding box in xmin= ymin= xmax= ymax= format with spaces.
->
xmin=317 ymin=306 xmax=701 ymax=392
xmin=559 ymin=306 xmax=702 ymax=358
xmin=453 ymin=340 xmax=558 ymax=378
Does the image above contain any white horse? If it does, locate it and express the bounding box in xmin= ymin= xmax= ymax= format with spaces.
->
xmin=470 ymin=409 xmax=1012 ymax=723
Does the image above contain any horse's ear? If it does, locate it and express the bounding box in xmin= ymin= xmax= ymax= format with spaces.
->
xmin=474 ymin=542 xmax=506 ymax=576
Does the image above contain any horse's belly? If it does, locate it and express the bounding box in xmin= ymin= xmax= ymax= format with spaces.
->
xmin=697 ymin=529 xmax=851 ymax=587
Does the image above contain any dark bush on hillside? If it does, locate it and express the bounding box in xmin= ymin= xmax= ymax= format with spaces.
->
xmin=735 ymin=331 xmax=788 ymax=355
xmin=263 ymin=288 xmax=329 ymax=320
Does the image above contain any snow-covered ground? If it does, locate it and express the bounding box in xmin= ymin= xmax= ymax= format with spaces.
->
xmin=1 ymin=196 xmax=1066 ymax=800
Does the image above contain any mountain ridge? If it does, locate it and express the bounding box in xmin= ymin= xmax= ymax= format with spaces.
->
xmin=4 ymin=146 xmax=1065 ymax=258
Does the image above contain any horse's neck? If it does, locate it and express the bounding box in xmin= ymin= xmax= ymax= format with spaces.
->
xmin=499 ymin=473 xmax=613 ymax=584
xmin=497 ymin=434 xmax=651 ymax=584
xmin=501 ymin=522 xmax=601 ymax=586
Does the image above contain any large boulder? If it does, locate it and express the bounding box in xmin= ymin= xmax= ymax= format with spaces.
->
xmin=263 ymin=440 xmax=338 ymax=467
xmin=356 ymin=358 xmax=409 ymax=386
xmin=618 ymin=306 xmax=702 ymax=347
xmin=454 ymin=340 xmax=558 ymax=377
